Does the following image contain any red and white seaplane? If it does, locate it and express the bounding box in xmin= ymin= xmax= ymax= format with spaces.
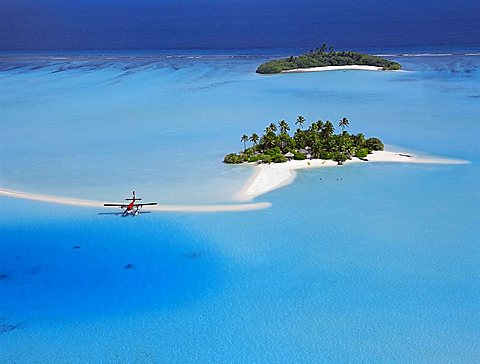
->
xmin=103 ymin=191 xmax=157 ymax=216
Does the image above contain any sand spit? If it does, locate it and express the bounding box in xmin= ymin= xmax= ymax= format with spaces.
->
xmin=238 ymin=150 xmax=469 ymax=201
xmin=282 ymin=65 xmax=385 ymax=73
xmin=0 ymin=151 xmax=468 ymax=211
xmin=0 ymin=188 xmax=271 ymax=213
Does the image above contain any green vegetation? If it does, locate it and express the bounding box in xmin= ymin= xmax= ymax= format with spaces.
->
xmin=293 ymin=151 xmax=306 ymax=160
xmin=224 ymin=153 xmax=244 ymax=164
xmin=224 ymin=117 xmax=384 ymax=165
xmin=355 ymin=148 xmax=369 ymax=159
xmin=256 ymin=44 xmax=401 ymax=74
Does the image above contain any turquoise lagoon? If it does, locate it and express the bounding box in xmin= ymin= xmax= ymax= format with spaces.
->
xmin=1 ymin=52 xmax=479 ymax=362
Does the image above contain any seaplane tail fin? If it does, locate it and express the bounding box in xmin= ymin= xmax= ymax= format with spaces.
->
xmin=126 ymin=191 xmax=142 ymax=201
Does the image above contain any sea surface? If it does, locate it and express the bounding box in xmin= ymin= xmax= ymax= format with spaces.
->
xmin=1 ymin=0 xmax=479 ymax=52
xmin=1 ymin=51 xmax=480 ymax=362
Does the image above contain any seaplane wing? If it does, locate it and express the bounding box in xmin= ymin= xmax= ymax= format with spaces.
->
xmin=102 ymin=191 xmax=157 ymax=216
xmin=134 ymin=202 xmax=157 ymax=207
xmin=103 ymin=203 xmax=128 ymax=208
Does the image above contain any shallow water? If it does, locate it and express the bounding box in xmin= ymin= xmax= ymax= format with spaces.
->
xmin=1 ymin=52 xmax=479 ymax=203
xmin=1 ymin=53 xmax=479 ymax=362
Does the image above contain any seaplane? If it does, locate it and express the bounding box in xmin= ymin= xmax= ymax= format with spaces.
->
xmin=103 ymin=191 xmax=157 ymax=216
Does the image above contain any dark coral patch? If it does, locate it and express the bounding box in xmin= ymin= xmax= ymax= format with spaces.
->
xmin=0 ymin=323 xmax=21 ymax=334
xmin=183 ymin=252 xmax=202 ymax=260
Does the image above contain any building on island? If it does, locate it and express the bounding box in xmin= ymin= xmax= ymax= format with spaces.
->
xmin=285 ymin=152 xmax=294 ymax=161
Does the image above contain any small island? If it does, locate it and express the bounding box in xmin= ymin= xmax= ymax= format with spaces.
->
xmin=256 ymin=45 xmax=402 ymax=74
xmin=224 ymin=117 xmax=384 ymax=165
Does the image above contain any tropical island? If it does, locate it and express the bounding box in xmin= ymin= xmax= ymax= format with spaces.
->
xmin=256 ymin=45 xmax=402 ymax=74
xmin=224 ymin=117 xmax=384 ymax=165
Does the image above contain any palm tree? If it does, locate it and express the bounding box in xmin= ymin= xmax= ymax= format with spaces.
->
xmin=322 ymin=121 xmax=335 ymax=138
xmin=278 ymin=120 xmax=290 ymax=134
xmin=268 ymin=122 xmax=277 ymax=133
xmin=293 ymin=129 xmax=307 ymax=149
xmin=295 ymin=115 xmax=306 ymax=130
xmin=353 ymin=133 xmax=365 ymax=148
xmin=311 ymin=140 xmax=323 ymax=159
xmin=279 ymin=132 xmax=291 ymax=151
xmin=249 ymin=133 xmax=259 ymax=147
xmin=262 ymin=129 xmax=277 ymax=149
xmin=324 ymin=137 xmax=336 ymax=152
xmin=241 ymin=134 xmax=249 ymax=152
xmin=339 ymin=117 xmax=349 ymax=133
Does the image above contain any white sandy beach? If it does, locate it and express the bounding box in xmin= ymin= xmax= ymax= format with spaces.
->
xmin=238 ymin=150 xmax=469 ymax=201
xmin=282 ymin=65 xmax=385 ymax=73
xmin=0 ymin=151 xmax=468 ymax=211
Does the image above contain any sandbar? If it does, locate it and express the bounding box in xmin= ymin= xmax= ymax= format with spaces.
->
xmin=238 ymin=150 xmax=469 ymax=201
xmin=0 ymin=151 xmax=469 ymax=211
xmin=0 ymin=188 xmax=271 ymax=213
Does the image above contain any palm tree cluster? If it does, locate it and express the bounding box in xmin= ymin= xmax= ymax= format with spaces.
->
xmin=224 ymin=116 xmax=384 ymax=164
xmin=256 ymin=46 xmax=402 ymax=74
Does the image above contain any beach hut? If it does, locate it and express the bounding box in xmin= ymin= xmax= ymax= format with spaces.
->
xmin=298 ymin=148 xmax=312 ymax=159
xmin=285 ymin=152 xmax=294 ymax=161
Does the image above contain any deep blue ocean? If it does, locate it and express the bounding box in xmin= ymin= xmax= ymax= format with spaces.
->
xmin=1 ymin=0 xmax=480 ymax=362
xmin=1 ymin=0 xmax=479 ymax=52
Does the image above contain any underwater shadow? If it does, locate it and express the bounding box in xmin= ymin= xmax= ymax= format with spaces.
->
xmin=0 ymin=217 xmax=225 ymax=322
